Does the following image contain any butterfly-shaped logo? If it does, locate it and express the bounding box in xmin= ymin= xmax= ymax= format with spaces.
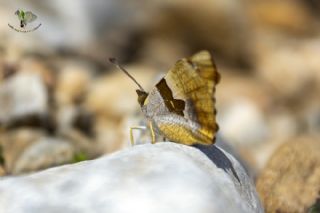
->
xmin=110 ymin=50 xmax=220 ymax=146
xmin=8 ymin=9 xmax=42 ymax=33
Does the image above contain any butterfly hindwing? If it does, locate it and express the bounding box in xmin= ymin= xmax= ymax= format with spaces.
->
xmin=143 ymin=50 xmax=219 ymax=145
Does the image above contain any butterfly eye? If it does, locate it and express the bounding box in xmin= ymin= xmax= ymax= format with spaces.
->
xmin=136 ymin=90 xmax=148 ymax=106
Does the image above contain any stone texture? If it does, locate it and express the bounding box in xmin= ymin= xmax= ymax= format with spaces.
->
xmin=0 ymin=129 xmax=44 ymax=173
xmin=0 ymin=129 xmax=76 ymax=175
xmin=12 ymin=137 xmax=75 ymax=174
xmin=218 ymin=98 xmax=269 ymax=147
xmin=55 ymin=62 xmax=93 ymax=105
xmin=0 ymin=73 xmax=48 ymax=123
xmin=0 ymin=142 xmax=263 ymax=213
xmin=0 ymin=166 xmax=5 ymax=176
xmin=257 ymin=136 xmax=320 ymax=213
xmin=247 ymin=0 xmax=317 ymax=35
xmin=256 ymin=39 xmax=318 ymax=101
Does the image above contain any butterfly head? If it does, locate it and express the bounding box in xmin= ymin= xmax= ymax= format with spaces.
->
xmin=136 ymin=90 xmax=148 ymax=107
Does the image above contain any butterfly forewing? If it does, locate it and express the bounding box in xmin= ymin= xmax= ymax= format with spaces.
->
xmin=189 ymin=50 xmax=220 ymax=82
xmin=144 ymin=50 xmax=219 ymax=145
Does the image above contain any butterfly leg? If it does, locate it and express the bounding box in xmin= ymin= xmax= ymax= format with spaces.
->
xmin=129 ymin=126 xmax=146 ymax=146
xmin=148 ymin=121 xmax=156 ymax=144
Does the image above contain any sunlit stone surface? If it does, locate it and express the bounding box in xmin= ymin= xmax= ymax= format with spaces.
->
xmin=0 ymin=142 xmax=263 ymax=213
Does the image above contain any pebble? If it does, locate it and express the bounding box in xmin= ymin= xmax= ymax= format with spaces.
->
xmin=257 ymin=136 xmax=320 ymax=212
xmin=0 ymin=73 xmax=48 ymax=124
xmin=12 ymin=136 xmax=74 ymax=174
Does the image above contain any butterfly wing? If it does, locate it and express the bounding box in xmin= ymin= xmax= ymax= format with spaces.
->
xmin=24 ymin=11 xmax=37 ymax=23
xmin=144 ymin=50 xmax=220 ymax=145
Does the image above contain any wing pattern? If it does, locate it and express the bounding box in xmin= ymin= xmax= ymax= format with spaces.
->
xmin=145 ymin=51 xmax=220 ymax=145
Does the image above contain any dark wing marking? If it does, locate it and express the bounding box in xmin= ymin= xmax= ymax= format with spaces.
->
xmin=146 ymin=50 xmax=220 ymax=145
xmin=155 ymin=78 xmax=185 ymax=116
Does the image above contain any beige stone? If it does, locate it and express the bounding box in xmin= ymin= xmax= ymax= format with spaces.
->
xmin=257 ymin=136 xmax=320 ymax=213
xmin=55 ymin=62 xmax=93 ymax=105
xmin=0 ymin=129 xmax=44 ymax=173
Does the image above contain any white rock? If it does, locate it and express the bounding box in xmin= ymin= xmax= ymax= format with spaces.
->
xmin=0 ymin=73 xmax=48 ymax=123
xmin=218 ymin=98 xmax=269 ymax=146
xmin=0 ymin=142 xmax=263 ymax=213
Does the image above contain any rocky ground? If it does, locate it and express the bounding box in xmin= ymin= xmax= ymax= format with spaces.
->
xmin=0 ymin=0 xmax=320 ymax=212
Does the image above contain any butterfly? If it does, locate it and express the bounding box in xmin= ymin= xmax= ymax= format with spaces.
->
xmin=8 ymin=9 xmax=42 ymax=33
xmin=110 ymin=50 xmax=220 ymax=146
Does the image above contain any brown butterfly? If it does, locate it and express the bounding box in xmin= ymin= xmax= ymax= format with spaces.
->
xmin=110 ymin=50 xmax=220 ymax=146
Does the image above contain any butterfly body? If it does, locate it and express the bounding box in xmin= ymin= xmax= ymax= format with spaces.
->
xmin=137 ymin=51 xmax=220 ymax=146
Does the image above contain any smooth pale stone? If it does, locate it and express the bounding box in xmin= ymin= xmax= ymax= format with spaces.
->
xmin=0 ymin=142 xmax=263 ymax=213
xmin=0 ymin=73 xmax=48 ymax=123
xmin=218 ymin=99 xmax=269 ymax=146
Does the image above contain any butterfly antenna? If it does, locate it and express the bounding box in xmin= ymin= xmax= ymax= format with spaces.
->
xmin=109 ymin=58 xmax=145 ymax=92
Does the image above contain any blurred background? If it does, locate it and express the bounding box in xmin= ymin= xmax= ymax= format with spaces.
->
xmin=0 ymin=0 xmax=320 ymax=212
